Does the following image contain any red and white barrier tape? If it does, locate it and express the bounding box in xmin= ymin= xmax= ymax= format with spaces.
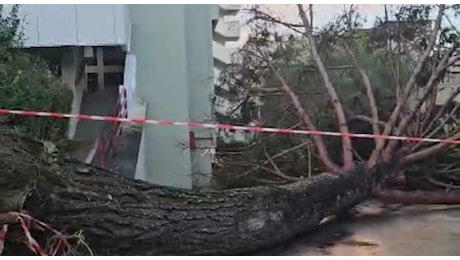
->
xmin=2 ymin=108 xmax=460 ymax=145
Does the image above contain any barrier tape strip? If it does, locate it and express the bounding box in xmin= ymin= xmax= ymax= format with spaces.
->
xmin=1 ymin=108 xmax=460 ymax=145
xmin=0 ymin=225 xmax=7 ymax=255
xmin=18 ymin=216 xmax=46 ymax=256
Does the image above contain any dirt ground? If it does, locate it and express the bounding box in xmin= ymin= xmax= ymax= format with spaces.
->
xmin=261 ymin=202 xmax=460 ymax=256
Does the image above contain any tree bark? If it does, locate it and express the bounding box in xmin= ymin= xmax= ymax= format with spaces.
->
xmin=0 ymin=132 xmax=396 ymax=256
xmin=22 ymin=162 xmax=381 ymax=256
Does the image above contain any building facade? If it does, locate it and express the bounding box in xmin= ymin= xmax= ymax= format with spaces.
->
xmin=16 ymin=4 xmax=242 ymax=189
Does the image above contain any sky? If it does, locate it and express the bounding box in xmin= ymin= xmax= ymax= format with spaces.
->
xmin=229 ymin=4 xmax=389 ymax=48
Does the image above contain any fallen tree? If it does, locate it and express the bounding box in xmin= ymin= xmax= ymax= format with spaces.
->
xmin=0 ymin=131 xmax=402 ymax=256
xmin=215 ymin=4 xmax=460 ymax=202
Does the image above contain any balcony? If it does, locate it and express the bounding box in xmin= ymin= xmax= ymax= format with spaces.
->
xmin=213 ymin=17 xmax=241 ymax=44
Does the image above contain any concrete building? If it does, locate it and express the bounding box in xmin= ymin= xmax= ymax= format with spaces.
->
xmin=16 ymin=4 xmax=242 ymax=189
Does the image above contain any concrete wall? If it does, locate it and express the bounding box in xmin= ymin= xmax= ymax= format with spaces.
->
xmin=18 ymin=4 xmax=130 ymax=47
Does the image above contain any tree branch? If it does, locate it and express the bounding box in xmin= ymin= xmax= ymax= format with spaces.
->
xmin=235 ymin=141 xmax=316 ymax=180
xmin=386 ymin=49 xmax=455 ymax=152
xmin=267 ymin=63 xmax=341 ymax=173
xmin=262 ymin=145 xmax=299 ymax=181
xmin=342 ymin=43 xmax=381 ymax=139
xmin=412 ymin=101 xmax=460 ymax=151
xmin=247 ymin=8 xmax=305 ymax=35
xmin=351 ymin=114 xmax=386 ymax=126
xmin=402 ymin=131 xmax=460 ymax=165
xmin=369 ymin=4 xmax=446 ymax=164
xmin=421 ymin=86 xmax=460 ymax=137
xmin=297 ymin=4 xmax=354 ymax=168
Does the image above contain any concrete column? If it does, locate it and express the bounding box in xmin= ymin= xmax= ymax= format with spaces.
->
xmin=184 ymin=5 xmax=215 ymax=188
xmin=60 ymin=46 xmax=85 ymax=140
xmin=130 ymin=5 xmax=193 ymax=189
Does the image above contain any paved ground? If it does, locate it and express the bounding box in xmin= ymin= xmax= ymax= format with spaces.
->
xmin=261 ymin=203 xmax=460 ymax=256
xmin=106 ymin=127 xmax=142 ymax=179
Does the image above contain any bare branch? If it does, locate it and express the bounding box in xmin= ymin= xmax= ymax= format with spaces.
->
xmin=412 ymin=101 xmax=460 ymax=152
xmin=388 ymin=50 xmax=460 ymax=148
xmin=402 ymin=131 xmax=460 ymax=165
xmin=418 ymin=84 xmax=438 ymax=135
xmin=262 ymin=145 xmax=298 ymax=181
xmin=297 ymin=4 xmax=354 ymax=168
xmin=369 ymin=4 xmax=446 ymax=164
xmin=247 ymin=8 xmax=305 ymax=35
xmin=351 ymin=114 xmax=386 ymax=126
xmin=421 ymin=86 xmax=460 ymax=137
xmin=342 ymin=43 xmax=381 ymax=139
xmin=236 ymin=141 xmax=314 ymax=179
xmin=267 ymin=62 xmax=341 ymax=173
xmin=248 ymin=87 xmax=325 ymax=96
xmin=387 ymin=49 xmax=454 ymax=152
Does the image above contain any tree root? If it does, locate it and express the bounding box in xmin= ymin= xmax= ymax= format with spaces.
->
xmin=373 ymin=189 xmax=460 ymax=205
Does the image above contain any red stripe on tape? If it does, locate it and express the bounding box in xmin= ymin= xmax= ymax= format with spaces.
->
xmin=276 ymin=128 xmax=295 ymax=134
xmin=188 ymin=122 xmax=204 ymax=128
xmin=132 ymin=118 xmax=147 ymax=124
xmin=77 ymin=114 xmax=93 ymax=120
xmin=19 ymin=110 xmax=38 ymax=116
xmin=48 ymin=112 xmax=65 ymax=118
xmin=158 ymin=120 xmax=174 ymax=126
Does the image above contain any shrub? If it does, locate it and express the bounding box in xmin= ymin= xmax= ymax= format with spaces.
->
xmin=0 ymin=4 xmax=73 ymax=141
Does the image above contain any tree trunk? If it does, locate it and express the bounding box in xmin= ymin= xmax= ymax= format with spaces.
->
xmin=0 ymin=132 xmax=391 ymax=255
xmin=23 ymin=163 xmax=381 ymax=255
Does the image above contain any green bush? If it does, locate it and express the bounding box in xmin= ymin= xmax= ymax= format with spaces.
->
xmin=0 ymin=5 xmax=73 ymax=141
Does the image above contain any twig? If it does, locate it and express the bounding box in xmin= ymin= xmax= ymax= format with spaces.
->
xmin=390 ymin=48 xmax=455 ymax=144
xmin=351 ymin=114 xmax=386 ymax=126
xmin=421 ymin=86 xmax=460 ymax=137
xmin=246 ymin=7 xmax=306 ymax=35
xmin=426 ymin=176 xmax=460 ymax=190
xmin=262 ymin=145 xmax=298 ymax=181
xmin=232 ymin=141 xmax=312 ymax=182
xmin=403 ymin=130 xmax=460 ymax=164
xmin=306 ymin=142 xmax=312 ymax=177
xmin=413 ymin=101 xmax=460 ymax=151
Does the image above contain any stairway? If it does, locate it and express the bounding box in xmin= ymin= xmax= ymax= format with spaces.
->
xmin=71 ymin=85 xmax=119 ymax=161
